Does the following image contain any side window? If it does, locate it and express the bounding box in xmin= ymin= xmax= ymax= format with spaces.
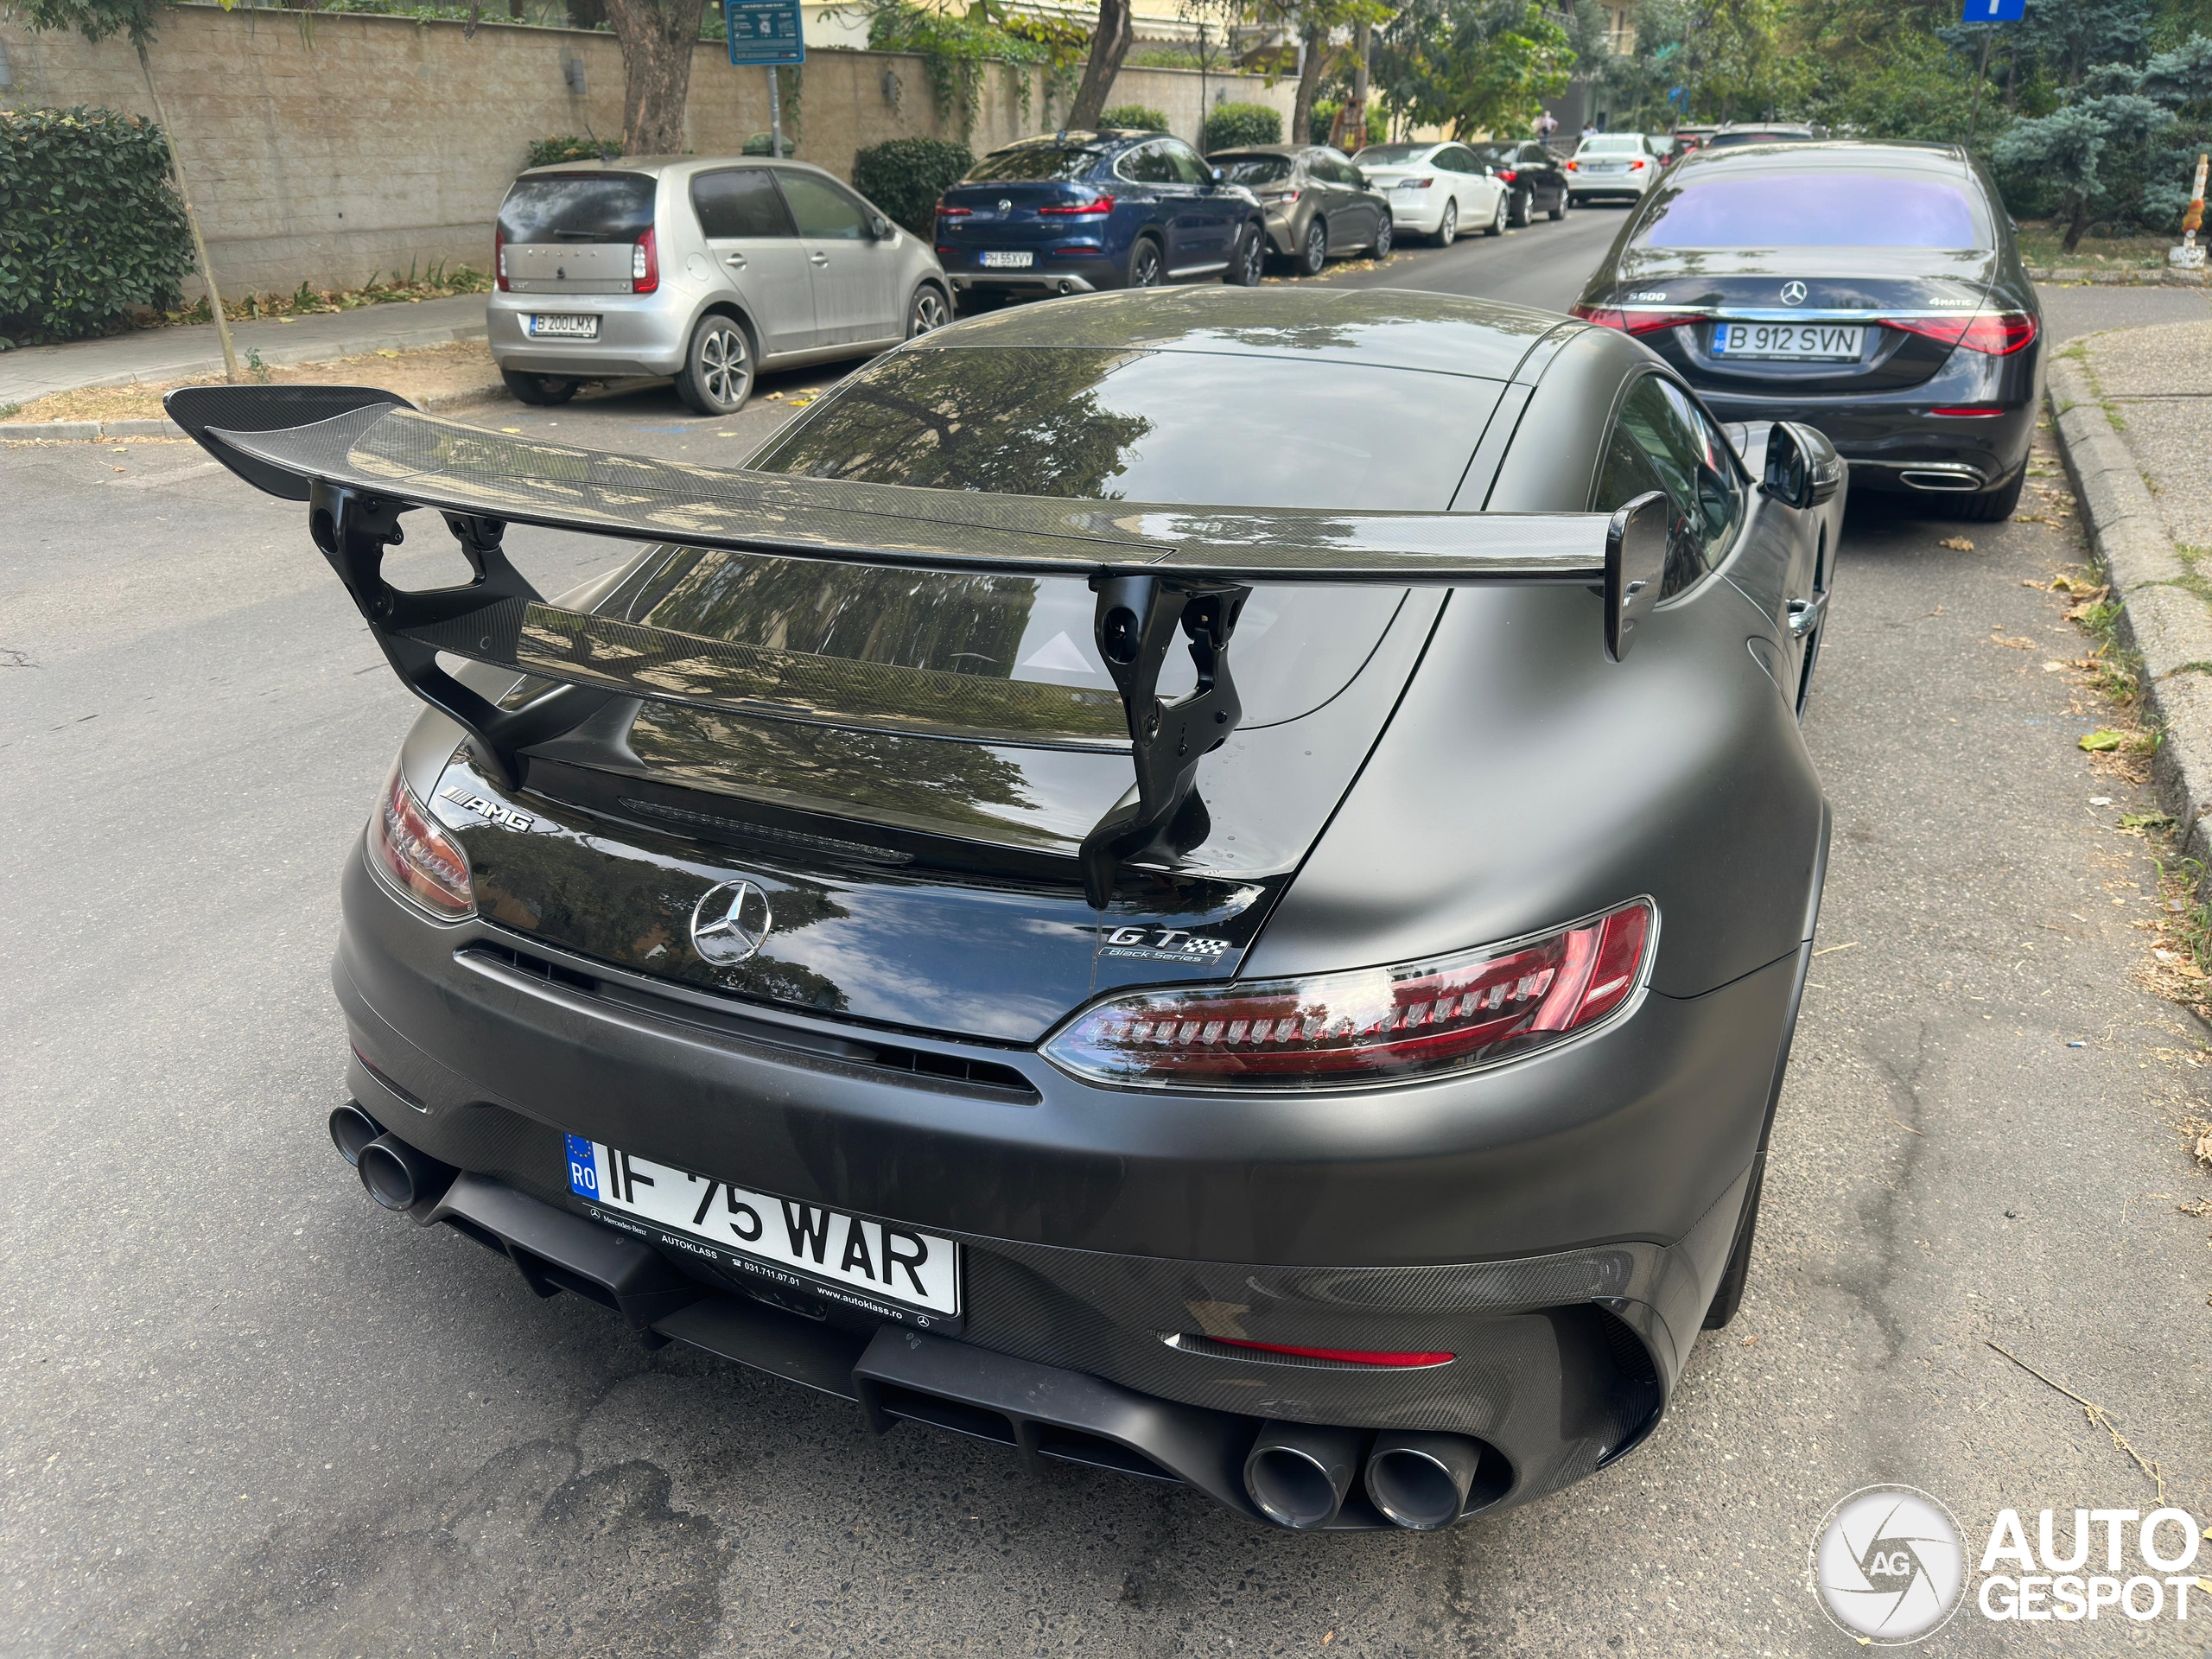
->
xmin=1117 ymin=143 xmax=1173 ymax=185
xmin=778 ymin=171 xmax=870 ymax=240
xmin=691 ymin=169 xmax=795 ymax=239
xmin=1593 ymin=375 xmax=1744 ymax=597
xmin=1161 ymin=140 xmax=1209 ymax=185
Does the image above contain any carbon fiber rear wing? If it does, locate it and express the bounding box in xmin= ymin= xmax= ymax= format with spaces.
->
xmin=170 ymin=386 xmax=1667 ymax=906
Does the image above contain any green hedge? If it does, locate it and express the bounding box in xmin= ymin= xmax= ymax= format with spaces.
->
xmin=852 ymin=137 xmax=973 ymax=236
xmin=0 ymin=107 xmax=194 ymax=346
xmin=524 ymin=135 xmax=622 ymax=168
xmin=1101 ymin=104 xmax=1169 ymax=132
xmin=1204 ymin=102 xmax=1281 ymax=151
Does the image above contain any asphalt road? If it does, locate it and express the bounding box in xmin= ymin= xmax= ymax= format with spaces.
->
xmin=6 ymin=229 xmax=2212 ymax=1658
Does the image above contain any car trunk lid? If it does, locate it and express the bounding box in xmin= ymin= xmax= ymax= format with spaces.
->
xmin=499 ymin=171 xmax=656 ymax=296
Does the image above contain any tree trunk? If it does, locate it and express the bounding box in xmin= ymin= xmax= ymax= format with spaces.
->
xmin=604 ymin=0 xmax=700 ymax=155
xmin=2062 ymin=192 xmax=2091 ymax=254
xmin=1066 ymin=0 xmax=1135 ymax=131
xmin=135 ymin=40 xmax=238 ymax=382
xmin=1291 ymin=21 xmax=1329 ymax=148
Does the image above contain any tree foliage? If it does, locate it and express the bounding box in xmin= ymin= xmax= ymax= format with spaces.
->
xmin=1370 ymin=0 xmax=1570 ymax=140
xmin=853 ymin=137 xmax=972 ymax=235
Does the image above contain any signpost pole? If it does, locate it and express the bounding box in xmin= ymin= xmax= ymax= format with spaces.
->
xmin=1966 ymin=29 xmax=1991 ymax=147
xmin=768 ymin=66 xmax=784 ymax=159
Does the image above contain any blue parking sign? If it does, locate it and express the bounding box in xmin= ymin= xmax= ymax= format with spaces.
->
xmin=726 ymin=0 xmax=804 ymax=66
xmin=1961 ymin=0 xmax=2025 ymax=19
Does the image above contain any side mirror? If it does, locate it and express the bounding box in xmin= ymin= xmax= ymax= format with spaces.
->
xmin=870 ymin=214 xmax=895 ymax=239
xmin=1762 ymin=421 xmax=1841 ymax=510
xmin=1605 ymin=490 xmax=1669 ymax=662
xmin=1484 ymin=165 xmax=1495 ymax=176
xmin=1211 ymin=165 xmax=1226 ymax=185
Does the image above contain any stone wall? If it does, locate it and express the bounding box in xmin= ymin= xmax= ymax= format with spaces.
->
xmin=0 ymin=4 xmax=1295 ymax=299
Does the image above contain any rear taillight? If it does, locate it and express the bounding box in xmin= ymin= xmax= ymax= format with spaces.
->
xmin=1262 ymin=188 xmax=1302 ymax=204
xmin=1881 ymin=311 xmax=2037 ymax=356
xmin=1565 ymin=159 xmax=1579 ymax=171
xmin=1931 ymin=404 xmax=2004 ymax=416
xmin=1203 ymin=1338 xmax=1455 ymax=1368
xmin=1630 ymin=159 xmax=1648 ymax=170
xmin=1571 ymin=303 xmax=1703 ymax=336
xmin=632 ymin=226 xmax=659 ymax=294
xmin=1043 ymin=899 xmax=1654 ymax=1090
xmin=936 ymin=199 xmax=972 ymax=219
xmin=367 ymin=766 xmax=474 ymax=918
xmin=494 ymin=227 xmax=508 ymax=292
xmin=1496 ymin=168 xmax=1517 ymax=183
xmin=1039 ymin=194 xmax=1115 ymax=216
xmin=1400 ymin=175 xmax=1435 ymax=188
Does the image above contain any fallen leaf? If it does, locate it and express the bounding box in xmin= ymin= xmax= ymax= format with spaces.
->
xmin=1992 ymin=634 xmax=2037 ymax=649
xmin=1741 ymin=1334 xmax=1758 ymax=1346
xmin=1939 ymin=536 xmax=1975 ymax=550
xmin=2197 ymin=1130 xmax=2212 ymax=1169
xmin=2081 ymin=730 xmax=2125 ymax=752
xmin=500 ymin=427 xmax=523 ymax=435
xmin=375 ymin=348 xmax=399 ymax=358
xmin=2178 ymin=961 xmax=2207 ymax=980
xmin=2044 ymin=660 xmax=2069 ymax=671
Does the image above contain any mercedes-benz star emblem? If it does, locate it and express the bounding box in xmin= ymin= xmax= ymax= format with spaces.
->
xmin=997 ymin=197 xmax=1013 ymax=213
xmin=690 ymin=880 xmax=773 ymax=965
xmin=1780 ymin=280 xmax=1808 ymax=304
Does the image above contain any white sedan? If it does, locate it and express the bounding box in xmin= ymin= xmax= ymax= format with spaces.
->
xmin=1566 ymin=133 xmax=1664 ymax=204
xmin=1352 ymin=142 xmax=1511 ymax=245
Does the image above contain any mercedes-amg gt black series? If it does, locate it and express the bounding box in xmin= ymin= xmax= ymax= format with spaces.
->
xmin=170 ymin=286 xmax=1844 ymax=1534
xmin=1571 ymin=140 xmax=2043 ymax=522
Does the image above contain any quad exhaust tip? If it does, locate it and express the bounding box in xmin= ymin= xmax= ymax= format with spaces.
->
xmin=328 ymin=1101 xmax=384 ymax=1166
xmin=1243 ymin=1421 xmax=1366 ymax=1529
xmin=1363 ymin=1430 xmax=1485 ymax=1531
xmin=354 ymin=1131 xmax=456 ymax=1213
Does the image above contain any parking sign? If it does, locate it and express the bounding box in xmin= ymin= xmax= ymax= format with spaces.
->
xmin=1961 ymin=0 xmax=2025 ymax=19
xmin=726 ymin=0 xmax=804 ymax=66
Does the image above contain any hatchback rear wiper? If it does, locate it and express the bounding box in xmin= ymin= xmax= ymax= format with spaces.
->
xmin=166 ymin=389 xmax=1667 ymax=906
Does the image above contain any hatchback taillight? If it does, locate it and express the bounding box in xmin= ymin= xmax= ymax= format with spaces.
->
xmin=1496 ymin=168 xmax=1517 ymax=183
xmin=1039 ymin=194 xmax=1115 ymax=216
xmin=367 ymin=766 xmax=474 ymax=918
xmin=632 ymin=226 xmax=659 ymax=294
xmin=494 ymin=227 xmax=508 ymax=291
xmin=1042 ymin=899 xmax=1655 ymax=1090
xmin=936 ymin=199 xmax=973 ymax=218
xmin=1881 ymin=310 xmax=2037 ymax=356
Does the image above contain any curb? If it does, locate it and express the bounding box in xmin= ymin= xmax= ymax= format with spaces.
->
xmin=0 ymin=318 xmax=489 ymax=404
xmin=2031 ymin=266 xmax=2209 ymax=286
xmin=2047 ymin=355 xmax=2212 ymax=867
xmin=0 ymin=382 xmax=504 ymax=443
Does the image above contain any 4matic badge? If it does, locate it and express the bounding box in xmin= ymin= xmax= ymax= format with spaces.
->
xmin=440 ymin=784 xmax=534 ymax=831
xmin=1099 ymin=925 xmax=1233 ymax=963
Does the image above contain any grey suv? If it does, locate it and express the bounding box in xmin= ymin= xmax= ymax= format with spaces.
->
xmin=489 ymin=156 xmax=950 ymax=416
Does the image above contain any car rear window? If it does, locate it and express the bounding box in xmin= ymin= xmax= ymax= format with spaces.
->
xmin=1217 ymin=156 xmax=1294 ymax=186
xmin=746 ymin=346 xmax=1501 ymax=510
xmin=1580 ymin=136 xmax=1644 ymax=154
xmin=1640 ymin=173 xmax=1983 ymax=248
xmin=1465 ymin=143 xmax=1520 ymax=166
xmin=499 ymin=175 xmax=656 ymax=243
xmin=1354 ymin=145 xmax=1433 ymax=167
xmin=967 ymin=145 xmax=1105 ymax=183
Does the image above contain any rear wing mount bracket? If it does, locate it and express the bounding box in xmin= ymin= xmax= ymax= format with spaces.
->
xmin=1078 ymin=574 xmax=1249 ymax=910
xmin=311 ymin=482 xmax=612 ymax=791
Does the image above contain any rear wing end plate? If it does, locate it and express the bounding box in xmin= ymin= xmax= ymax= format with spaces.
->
xmin=171 ymin=390 xmax=1668 ymax=906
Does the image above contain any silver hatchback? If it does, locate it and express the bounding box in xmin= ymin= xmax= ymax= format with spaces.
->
xmin=489 ymin=156 xmax=950 ymax=415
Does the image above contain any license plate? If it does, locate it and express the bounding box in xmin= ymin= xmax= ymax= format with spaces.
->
xmin=526 ymin=313 xmax=600 ymax=339
xmin=567 ymin=1137 xmax=962 ymax=1327
xmin=980 ymin=251 xmax=1033 ymax=269
xmin=1713 ymin=321 xmax=1863 ymax=360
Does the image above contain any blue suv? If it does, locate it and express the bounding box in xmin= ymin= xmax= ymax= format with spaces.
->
xmin=936 ymin=129 xmax=1268 ymax=302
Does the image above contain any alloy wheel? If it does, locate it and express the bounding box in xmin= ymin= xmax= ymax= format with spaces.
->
xmin=908 ymin=287 xmax=949 ymax=338
xmin=1489 ymin=194 xmax=1509 ymax=236
xmin=1438 ymin=201 xmax=1458 ymax=246
xmin=1301 ymin=221 xmax=1327 ymax=276
xmin=698 ymin=325 xmax=749 ymax=410
xmin=1373 ymin=218 xmax=1392 ymax=259
xmin=1131 ymin=239 xmax=1164 ymax=287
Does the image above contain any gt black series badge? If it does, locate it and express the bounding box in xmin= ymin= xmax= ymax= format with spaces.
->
xmin=690 ymin=880 xmax=773 ymax=965
xmin=1099 ymin=925 xmax=1233 ymax=963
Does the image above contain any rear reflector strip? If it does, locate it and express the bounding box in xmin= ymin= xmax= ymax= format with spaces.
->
xmin=1204 ymin=1336 xmax=1455 ymax=1368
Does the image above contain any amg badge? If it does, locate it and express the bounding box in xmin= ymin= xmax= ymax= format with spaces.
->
xmin=439 ymin=785 xmax=534 ymax=831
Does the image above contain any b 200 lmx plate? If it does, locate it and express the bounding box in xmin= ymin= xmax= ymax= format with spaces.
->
xmin=567 ymin=1137 xmax=961 ymax=1326
xmin=1712 ymin=321 xmax=1862 ymax=360
xmin=527 ymin=313 xmax=601 ymax=340
xmin=980 ymin=251 xmax=1034 ymax=269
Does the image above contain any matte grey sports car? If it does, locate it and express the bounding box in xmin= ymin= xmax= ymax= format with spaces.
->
xmin=168 ymin=286 xmax=1844 ymax=1533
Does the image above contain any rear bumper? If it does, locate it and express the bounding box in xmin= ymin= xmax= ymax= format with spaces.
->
xmin=1696 ymin=390 xmax=2038 ymax=494
xmin=486 ymin=291 xmax=688 ymax=378
xmin=1386 ymin=196 xmax=1447 ymax=232
xmin=333 ymin=834 xmax=1808 ymax=1516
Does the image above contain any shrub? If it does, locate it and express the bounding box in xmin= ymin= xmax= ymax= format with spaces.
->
xmin=1102 ymin=103 xmax=1170 ymax=131
xmin=853 ymin=137 xmax=975 ymax=235
xmin=1204 ymin=101 xmax=1281 ymax=151
xmin=524 ymin=134 xmax=621 ymax=168
xmin=0 ymin=107 xmax=193 ymax=345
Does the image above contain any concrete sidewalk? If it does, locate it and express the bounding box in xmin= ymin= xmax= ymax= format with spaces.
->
xmin=2050 ymin=316 xmax=2212 ymax=867
xmin=0 ymin=294 xmax=487 ymax=409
